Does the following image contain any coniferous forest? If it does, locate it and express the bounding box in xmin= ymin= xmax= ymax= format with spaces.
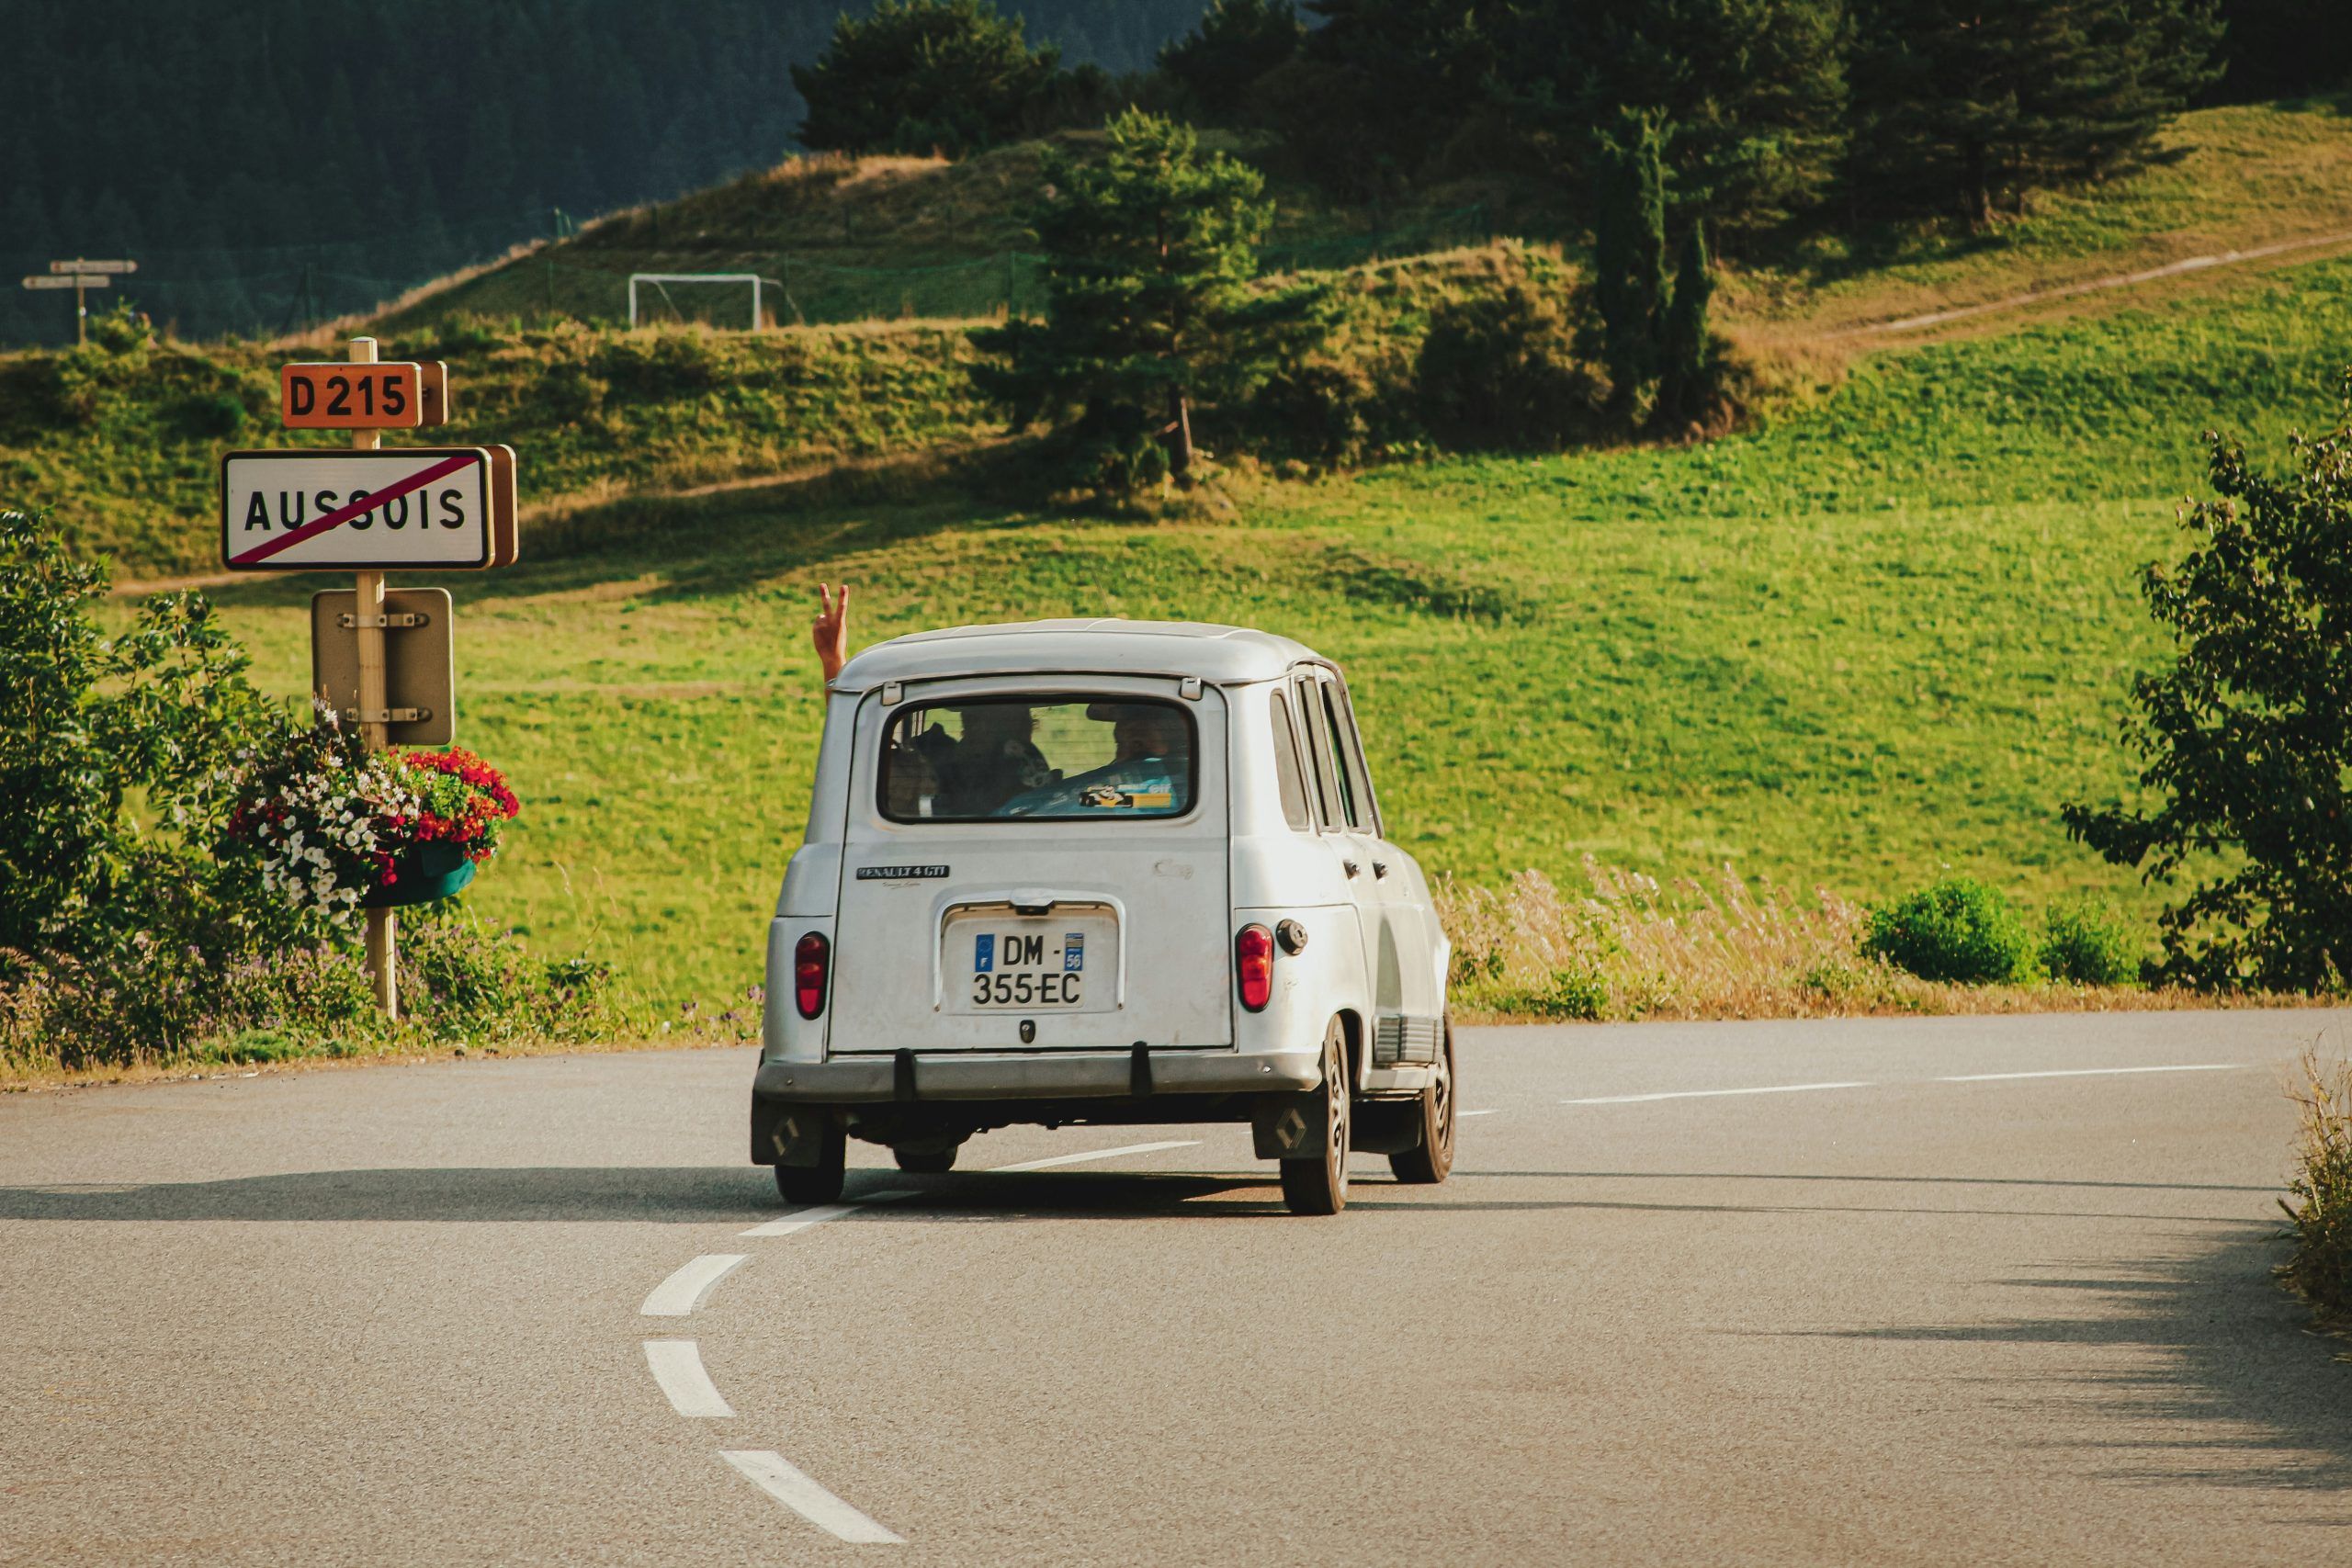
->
xmin=0 ymin=0 xmax=1206 ymax=344
xmin=3 ymin=0 xmax=2346 ymax=346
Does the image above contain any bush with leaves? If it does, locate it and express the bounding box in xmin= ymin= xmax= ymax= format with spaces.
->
xmin=2038 ymin=897 xmax=2141 ymax=987
xmin=0 ymin=508 xmax=616 ymax=1072
xmin=1413 ymin=283 xmax=1605 ymax=452
xmin=0 ymin=507 xmax=284 ymax=961
xmin=2064 ymin=375 xmax=2352 ymax=993
xmin=1861 ymin=875 xmax=2036 ymax=985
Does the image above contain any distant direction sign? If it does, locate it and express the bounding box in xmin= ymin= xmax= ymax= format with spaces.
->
xmin=281 ymin=361 xmax=425 ymax=429
xmin=220 ymin=447 xmax=507 ymax=571
xmin=21 ymin=275 xmax=108 ymax=290
xmin=50 ymin=258 xmax=136 ymax=275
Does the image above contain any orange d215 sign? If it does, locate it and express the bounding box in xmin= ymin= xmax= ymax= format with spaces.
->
xmin=280 ymin=361 xmax=425 ymax=429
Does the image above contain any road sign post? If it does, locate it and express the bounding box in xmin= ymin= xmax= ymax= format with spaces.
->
xmin=347 ymin=340 xmax=400 ymax=1017
xmin=232 ymin=335 xmax=518 ymax=1019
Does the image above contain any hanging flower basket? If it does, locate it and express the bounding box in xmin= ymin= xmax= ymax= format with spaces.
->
xmin=359 ymin=840 xmax=478 ymax=908
xmin=221 ymin=706 xmax=520 ymax=929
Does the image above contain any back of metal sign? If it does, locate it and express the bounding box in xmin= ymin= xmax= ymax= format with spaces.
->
xmin=309 ymin=587 xmax=457 ymax=747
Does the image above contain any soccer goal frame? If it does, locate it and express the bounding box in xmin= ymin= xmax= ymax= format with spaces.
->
xmin=627 ymin=272 xmax=764 ymax=330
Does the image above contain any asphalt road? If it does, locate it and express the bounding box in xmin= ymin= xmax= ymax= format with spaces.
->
xmin=5 ymin=1010 xmax=2349 ymax=1566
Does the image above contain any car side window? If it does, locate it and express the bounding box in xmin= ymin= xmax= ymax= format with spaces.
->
xmin=1317 ymin=682 xmax=1362 ymax=829
xmin=1268 ymin=690 xmax=1313 ymax=832
xmin=1329 ymin=679 xmax=1380 ymax=837
xmin=1294 ymin=674 xmax=1342 ymax=830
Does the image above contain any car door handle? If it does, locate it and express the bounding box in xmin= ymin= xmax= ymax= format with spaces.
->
xmin=1373 ymin=862 xmax=1390 ymax=879
xmin=1342 ymin=859 xmax=1361 ymax=878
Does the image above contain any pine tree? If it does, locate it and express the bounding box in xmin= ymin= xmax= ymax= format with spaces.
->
xmin=1157 ymin=0 xmax=1307 ymax=120
xmin=791 ymin=0 xmax=1065 ymax=156
xmin=1654 ymin=224 xmax=1716 ymax=431
xmin=1592 ymin=110 xmax=1670 ymax=418
xmin=976 ymin=110 xmax=1296 ymax=485
xmin=1849 ymin=0 xmax=2223 ymax=226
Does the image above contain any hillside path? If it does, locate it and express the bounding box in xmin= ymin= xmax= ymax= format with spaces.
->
xmin=1823 ymin=228 xmax=2352 ymax=338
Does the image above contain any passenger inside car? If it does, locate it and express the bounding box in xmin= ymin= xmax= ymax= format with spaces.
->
xmin=911 ymin=704 xmax=1057 ymax=818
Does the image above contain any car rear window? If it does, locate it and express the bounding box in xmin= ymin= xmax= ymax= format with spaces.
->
xmin=879 ymin=696 xmax=1196 ymax=821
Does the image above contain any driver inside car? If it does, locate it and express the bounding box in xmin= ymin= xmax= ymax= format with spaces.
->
xmin=1000 ymin=703 xmax=1190 ymax=816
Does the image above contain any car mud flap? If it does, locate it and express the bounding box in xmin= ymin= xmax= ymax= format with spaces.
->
xmin=1129 ymin=1043 xmax=1153 ymax=1097
xmin=894 ymin=1048 xmax=917 ymax=1102
xmin=1251 ymin=1089 xmax=1328 ymax=1158
xmin=1351 ymin=1100 xmax=1425 ymax=1156
xmin=753 ymin=1100 xmax=838 ymax=1168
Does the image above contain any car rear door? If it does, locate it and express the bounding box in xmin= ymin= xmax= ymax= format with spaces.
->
xmin=827 ymin=675 xmax=1234 ymax=1055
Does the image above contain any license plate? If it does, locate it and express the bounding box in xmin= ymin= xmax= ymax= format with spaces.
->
xmin=944 ymin=906 xmax=1115 ymax=1014
xmin=967 ymin=929 xmax=1086 ymax=1009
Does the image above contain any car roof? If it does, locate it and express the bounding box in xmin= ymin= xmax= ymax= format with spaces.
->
xmin=832 ymin=618 xmax=1329 ymax=692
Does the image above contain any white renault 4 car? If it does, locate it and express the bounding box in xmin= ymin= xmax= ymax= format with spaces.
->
xmin=751 ymin=619 xmax=1454 ymax=1215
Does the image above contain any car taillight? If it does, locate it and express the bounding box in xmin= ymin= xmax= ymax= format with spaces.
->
xmin=1236 ymin=923 xmax=1273 ymax=1012
xmin=794 ymin=931 xmax=830 ymax=1020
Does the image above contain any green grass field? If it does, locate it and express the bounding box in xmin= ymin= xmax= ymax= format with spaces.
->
xmin=168 ymin=253 xmax=2352 ymax=1009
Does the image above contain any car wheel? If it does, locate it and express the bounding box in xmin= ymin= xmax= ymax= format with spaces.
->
xmin=774 ymin=1118 xmax=846 ymax=1204
xmin=1279 ymin=1019 xmax=1351 ymax=1216
xmin=1388 ymin=1019 xmax=1456 ymax=1185
xmin=895 ymin=1145 xmax=957 ymax=1174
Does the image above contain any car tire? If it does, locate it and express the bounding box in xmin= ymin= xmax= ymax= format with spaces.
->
xmin=774 ymin=1119 xmax=846 ymax=1205
xmin=1279 ymin=1019 xmax=1351 ymax=1216
xmin=1388 ymin=1019 xmax=1456 ymax=1185
xmin=895 ymin=1145 xmax=957 ymax=1174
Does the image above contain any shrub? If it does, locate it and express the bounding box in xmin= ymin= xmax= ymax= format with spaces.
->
xmin=1412 ymin=283 xmax=1605 ymax=452
xmin=1504 ymin=966 xmax=1610 ymax=1021
xmin=169 ymin=389 xmax=249 ymax=441
xmin=1 ymin=507 xmax=284 ymax=960
xmin=2038 ymin=897 xmax=2140 ymax=987
xmin=398 ymin=910 xmax=621 ymax=1043
xmin=2282 ymin=1052 xmax=2352 ymax=1325
xmin=1861 ymin=875 xmax=2036 ymax=985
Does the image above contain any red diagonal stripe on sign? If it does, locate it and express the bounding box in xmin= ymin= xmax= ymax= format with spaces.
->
xmin=228 ymin=451 xmax=477 ymax=566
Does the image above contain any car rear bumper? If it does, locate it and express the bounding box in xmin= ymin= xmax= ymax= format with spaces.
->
xmin=753 ymin=1046 xmax=1322 ymax=1104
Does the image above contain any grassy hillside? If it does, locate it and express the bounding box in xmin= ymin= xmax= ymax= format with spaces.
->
xmin=365 ymin=131 xmax=1499 ymax=336
xmin=0 ymin=318 xmax=995 ymax=580
xmin=363 ymin=100 xmax=2352 ymax=342
xmin=153 ymin=252 xmax=2352 ymax=1007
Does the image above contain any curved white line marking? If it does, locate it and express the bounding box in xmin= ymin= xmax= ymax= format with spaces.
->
xmin=640 ymin=1253 xmax=748 ymax=1317
xmin=1565 ymin=1081 xmax=1871 ymax=1105
xmin=722 ymin=1450 xmax=904 ymax=1544
xmin=988 ymin=1139 xmax=1198 ymax=1173
xmin=1939 ymin=1063 xmax=2244 ymax=1083
xmin=643 ymin=1339 xmax=733 ymax=1418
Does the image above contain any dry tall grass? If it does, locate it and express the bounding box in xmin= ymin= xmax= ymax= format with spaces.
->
xmin=2281 ymin=1048 xmax=2352 ymax=1325
xmin=1434 ymin=858 xmax=2305 ymax=1022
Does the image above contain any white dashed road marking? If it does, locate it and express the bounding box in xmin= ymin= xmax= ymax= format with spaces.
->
xmin=1938 ymin=1064 xmax=2245 ymax=1083
xmin=722 ymin=1450 xmax=906 ymax=1544
xmin=643 ymin=1340 xmax=735 ymax=1418
xmin=987 ymin=1140 xmax=1199 ymax=1173
xmin=1564 ymin=1081 xmax=1872 ymax=1105
xmin=640 ymin=1253 xmax=748 ymax=1317
xmin=1460 ymin=1110 xmax=1501 ymax=1118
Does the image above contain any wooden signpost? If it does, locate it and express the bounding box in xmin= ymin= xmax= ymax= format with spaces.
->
xmin=220 ymin=337 xmax=521 ymax=1017
xmin=21 ymin=257 xmax=134 ymax=344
